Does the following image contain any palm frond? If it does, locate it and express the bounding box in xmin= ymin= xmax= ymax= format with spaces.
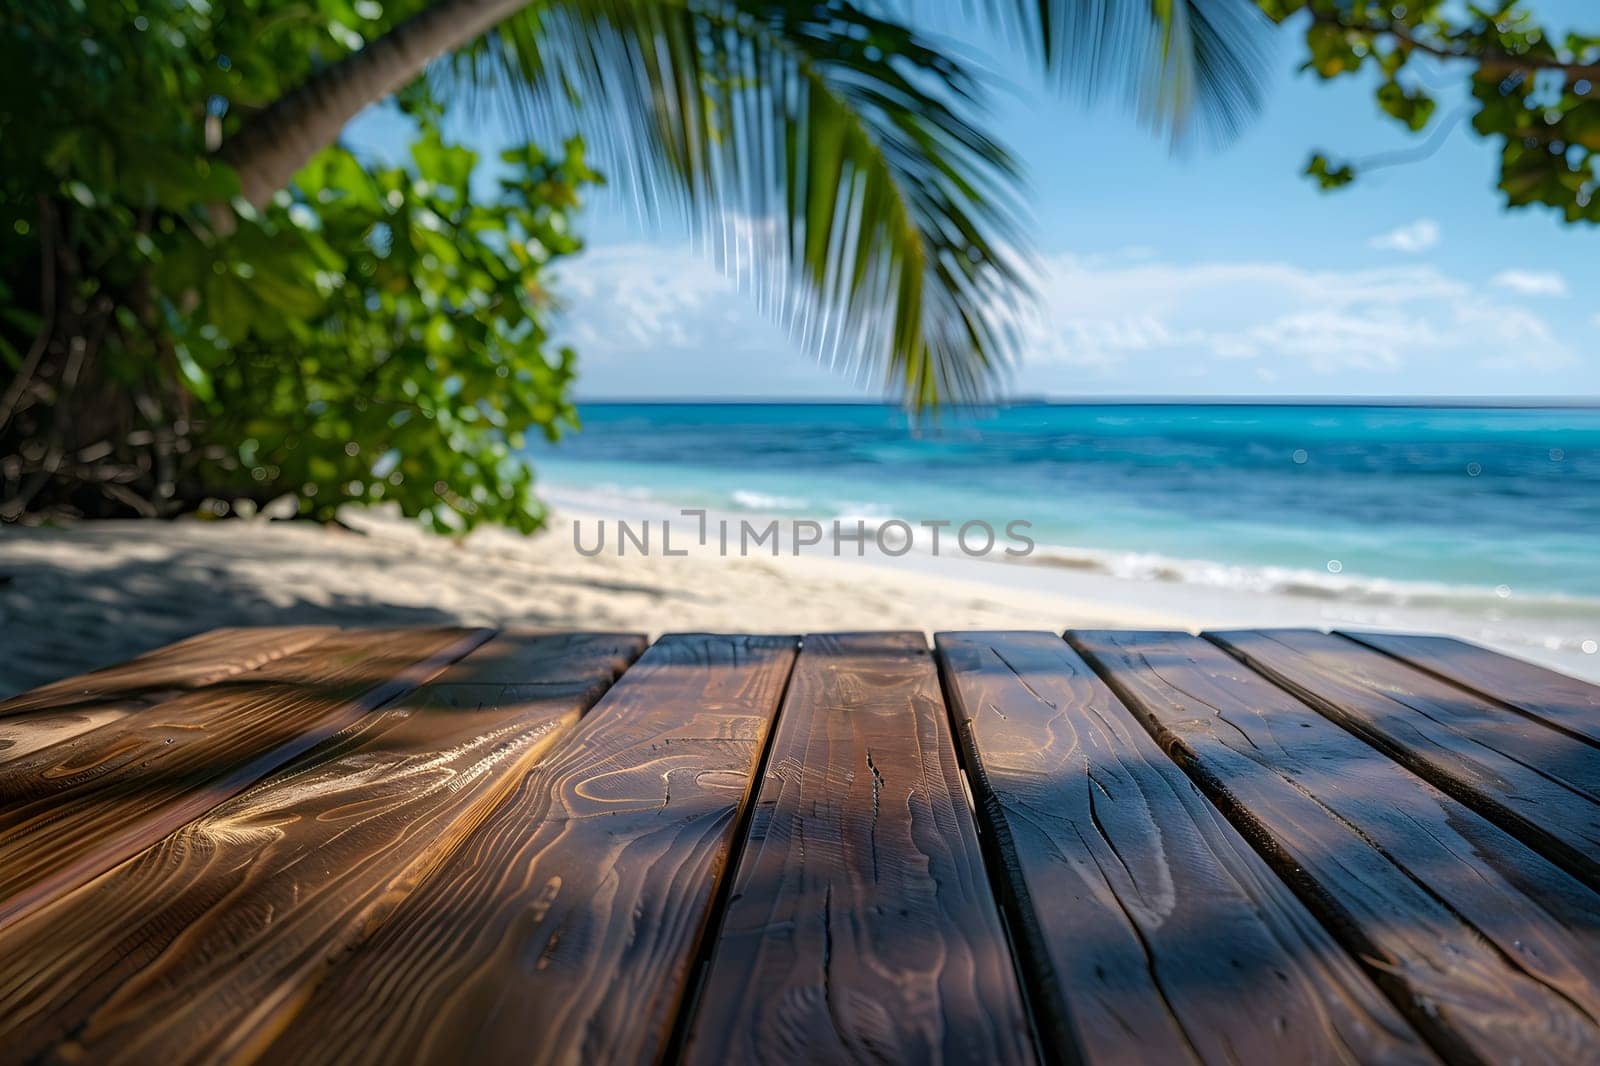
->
xmin=441 ymin=0 xmax=1030 ymax=405
xmin=952 ymin=0 xmax=1275 ymax=144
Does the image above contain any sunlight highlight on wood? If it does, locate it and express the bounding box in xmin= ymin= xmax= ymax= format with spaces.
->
xmin=259 ymin=632 xmax=797 ymax=1065
xmin=0 ymin=631 xmax=645 ymax=1065
xmin=0 ymin=626 xmax=335 ymax=765
xmin=0 ymin=627 xmax=489 ymax=931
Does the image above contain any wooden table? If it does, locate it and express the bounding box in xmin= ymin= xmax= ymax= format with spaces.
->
xmin=2 ymin=626 xmax=1597 ymax=1065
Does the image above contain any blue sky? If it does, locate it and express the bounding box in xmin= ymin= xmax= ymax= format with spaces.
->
xmin=352 ymin=5 xmax=1598 ymax=400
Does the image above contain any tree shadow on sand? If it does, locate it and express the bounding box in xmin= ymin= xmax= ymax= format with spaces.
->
xmin=0 ymin=537 xmax=565 ymax=698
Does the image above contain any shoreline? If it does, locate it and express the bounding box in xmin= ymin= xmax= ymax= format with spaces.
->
xmin=568 ymin=489 xmax=1600 ymax=618
xmin=545 ymin=485 xmax=1600 ymax=677
xmin=4 ymin=500 xmax=1596 ymax=697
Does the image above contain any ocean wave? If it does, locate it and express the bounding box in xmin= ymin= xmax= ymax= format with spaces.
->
xmin=729 ymin=490 xmax=809 ymax=511
xmin=827 ymin=501 xmax=895 ymax=531
xmin=1021 ymin=543 xmax=1600 ymax=617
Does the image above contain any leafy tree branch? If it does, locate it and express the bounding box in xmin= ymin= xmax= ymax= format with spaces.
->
xmin=1266 ymin=1 xmax=1600 ymax=221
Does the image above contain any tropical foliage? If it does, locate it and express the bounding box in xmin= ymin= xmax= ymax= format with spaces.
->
xmin=27 ymin=2 xmax=1587 ymax=532
xmin=188 ymin=135 xmax=599 ymax=533
xmin=2 ymin=0 xmax=1271 ymax=528
xmin=1265 ymin=1 xmax=1600 ymax=222
xmin=1 ymin=1 xmax=596 ymax=528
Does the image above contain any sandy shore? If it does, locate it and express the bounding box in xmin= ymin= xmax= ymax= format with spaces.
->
xmin=3 ymin=505 xmax=1595 ymax=697
xmin=0 ymin=508 xmax=1183 ymax=697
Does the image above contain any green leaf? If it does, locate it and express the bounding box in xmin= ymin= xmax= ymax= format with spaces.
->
xmin=445 ymin=0 xmax=1038 ymax=403
xmin=1305 ymin=152 xmax=1356 ymax=189
xmin=174 ymin=344 xmax=216 ymax=402
xmin=1377 ymin=79 xmax=1437 ymax=132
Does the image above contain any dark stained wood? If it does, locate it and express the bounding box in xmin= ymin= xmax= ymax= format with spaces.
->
xmin=0 ymin=627 xmax=488 ymax=931
xmin=1343 ymin=630 xmax=1600 ymax=748
xmin=0 ymin=627 xmax=335 ymax=763
xmin=6 ymin=624 xmax=1599 ymax=1062
xmin=682 ymin=632 xmax=1034 ymax=1065
xmin=1210 ymin=629 xmax=1600 ymax=889
xmin=0 ymin=631 xmax=643 ymax=1066
xmin=420 ymin=630 xmax=647 ymax=685
xmin=259 ymin=633 xmax=798 ymax=1066
xmin=936 ymin=631 xmax=1430 ymax=1066
xmin=1071 ymin=629 xmax=1600 ymax=1063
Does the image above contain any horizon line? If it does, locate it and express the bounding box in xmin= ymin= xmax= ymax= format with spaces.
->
xmin=571 ymin=395 xmax=1600 ymax=409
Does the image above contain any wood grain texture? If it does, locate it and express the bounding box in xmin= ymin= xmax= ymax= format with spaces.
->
xmin=682 ymin=632 xmax=1034 ymax=1065
xmin=418 ymin=630 xmax=647 ymax=685
xmin=1343 ymin=630 xmax=1600 ymax=748
xmin=0 ymin=626 xmax=488 ymax=931
xmin=0 ymin=631 xmax=644 ymax=1066
xmin=936 ymin=631 xmax=1430 ymax=1066
xmin=260 ymin=633 xmax=798 ymax=1066
xmin=1072 ymin=629 xmax=1600 ymax=1064
xmin=0 ymin=627 xmax=335 ymax=764
xmin=1210 ymin=629 xmax=1600 ymax=889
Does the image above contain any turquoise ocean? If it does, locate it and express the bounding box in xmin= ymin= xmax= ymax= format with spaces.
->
xmin=528 ymin=402 xmax=1599 ymax=626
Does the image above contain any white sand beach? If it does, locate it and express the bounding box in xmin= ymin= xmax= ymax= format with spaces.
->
xmin=3 ymin=503 xmax=1597 ymax=697
xmin=0 ymin=508 xmax=1179 ymax=697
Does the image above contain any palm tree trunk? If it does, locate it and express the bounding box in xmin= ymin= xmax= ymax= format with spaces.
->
xmin=220 ymin=0 xmax=529 ymax=207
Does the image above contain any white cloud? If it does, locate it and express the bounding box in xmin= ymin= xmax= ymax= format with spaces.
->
xmin=554 ymin=244 xmax=732 ymax=350
xmin=549 ymin=240 xmax=1580 ymax=397
xmin=549 ymin=242 xmax=860 ymax=398
xmin=1368 ymin=219 xmax=1440 ymax=253
xmin=1453 ymin=302 xmax=1573 ymax=371
xmin=1490 ymin=269 xmax=1569 ymax=297
xmin=1009 ymin=254 xmax=1567 ymax=376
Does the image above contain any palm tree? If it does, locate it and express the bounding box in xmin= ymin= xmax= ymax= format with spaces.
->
xmin=220 ymin=0 xmax=1268 ymax=404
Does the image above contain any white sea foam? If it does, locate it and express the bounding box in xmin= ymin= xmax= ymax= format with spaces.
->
xmin=1022 ymin=542 xmax=1600 ymax=619
xmin=825 ymin=501 xmax=897 ymax=531
xmin=532 ymin=480 xmax=1596 ymax=667
xmin=729 ymin=490 xmax=809 ymax=511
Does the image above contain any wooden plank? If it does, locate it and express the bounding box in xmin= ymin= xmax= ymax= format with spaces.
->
xmin=1343 ymin=630 xmax=1600 ymax=747
xmin=0 ymin=626 xmax=333 ymax=715
xmin=0 ymin=627 xmax=335 ymax=763
xmin=681 ymin=632 xmax=1034 ymax=1064
xmin=0 ymin=631 xmax=644 ymax=1066
xmin=421 ymin=630 xmax=647 ymax=685
xmin=935 ymin=631 xmax=1431 ymax=1066
xmin=0 ymin=626 xmax=488 ymax=931
xmin=259 ymin=633 xmax=798 ymax=1066
xmin=1210 ymin=629 xmax=1600 ymax=889
xmin=1072 ymin=629 xmax=1600 ymax=1063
